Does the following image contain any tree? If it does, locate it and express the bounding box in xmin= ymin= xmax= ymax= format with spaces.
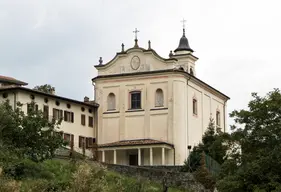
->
xmin=183 ymin=118 xmax=230 ymax=172
xmin=0 ymin=100 xmax=65 ymax=162
xmin=217 ymin=89 xmax=281 ymax=192
xmin=33 ymin=84 xmax=55 ymax=94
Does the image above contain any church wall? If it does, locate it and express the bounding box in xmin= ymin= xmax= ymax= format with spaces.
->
xmin=187 ymin=84 xmax=203 ymax=147
xmin=95 ymin=74 xmax=171 ymax=144
xmin=102 ymin=116 xmax=119 ymax=143
xmin=172 ymin=77 xmax=188 ymax=165
xmin=187 ymin=81 xmax=226 ymax=148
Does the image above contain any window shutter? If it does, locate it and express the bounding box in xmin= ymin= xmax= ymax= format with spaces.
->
xmin=60 ymin=110 xmax=63 ymax=120
xmin=53 ymin=108 xmax=56 ymax=119
xmin=79 ymin=136 xmax=82 ymax=148
xmin=27 ymin=104 xmax=31 ymax=114
xmin=35 ymin=104 xmax=38 ymax=112
xmin=71 ymin=112 xmax=74 ymax=123
xmin=64 ymin=111 xmax=67 ymax=121
xmin=86 ymin=137 xmax=89 ymax=148
xmin=71 ymin=134 xmax=74 ymax=146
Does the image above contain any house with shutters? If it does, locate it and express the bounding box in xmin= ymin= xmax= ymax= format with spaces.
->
xmin=93 ymin=27 xmax=230 ymax=166
xmin=0 ymin=75 xmax=99 ymax=156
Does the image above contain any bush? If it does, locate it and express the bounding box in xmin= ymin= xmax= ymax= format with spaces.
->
xmin=4 ymin=158 xmax=53 ymax=180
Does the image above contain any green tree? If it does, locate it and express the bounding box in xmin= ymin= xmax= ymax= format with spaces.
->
xmin=183 ymin=118 xmax=230 ymax=172
xmin=217 ymin=89 xmax=281 ymax=192
xmin=33 ymin=84 xmax=55 ymax=94
xmin=0 ymin=100 xmax=65 ymax=162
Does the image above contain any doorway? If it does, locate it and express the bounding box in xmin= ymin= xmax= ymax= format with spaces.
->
xmin=129 ymin=154 xmax=138 ymax=166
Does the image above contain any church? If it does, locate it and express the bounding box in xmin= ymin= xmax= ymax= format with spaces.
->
xmin=93 ymin=26 xmax=230 ymax=166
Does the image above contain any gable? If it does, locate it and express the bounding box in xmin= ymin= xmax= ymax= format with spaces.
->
xmin=95 ymin=48 xmax=177 ymax=76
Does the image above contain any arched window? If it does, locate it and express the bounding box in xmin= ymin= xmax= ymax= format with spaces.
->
xmin=190 ymin=68 xmax=194 ymax=75
xmin=107 ymin=93 xmax=116 ymax=111
xmin=155 ymin=89 xmax=164 ymax=107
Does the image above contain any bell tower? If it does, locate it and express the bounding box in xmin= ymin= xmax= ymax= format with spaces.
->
xmin=170 ymin=19 xmax=198 ymax=76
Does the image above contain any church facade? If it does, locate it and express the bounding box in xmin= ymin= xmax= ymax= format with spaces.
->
xmin=93 ymin=28 xmax=230 ymax=166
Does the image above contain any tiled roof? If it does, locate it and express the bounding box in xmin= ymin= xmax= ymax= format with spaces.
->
xmin=98 ymin=139 xmax=174 ymax=148
xmin=0 ymin=86 xmax=99 ymax=108
xmin=0 ymin=75 xmax=27 ymax=85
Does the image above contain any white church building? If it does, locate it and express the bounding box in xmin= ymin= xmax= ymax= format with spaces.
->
xmin=93 ymin=27 xmax=230 ymax=166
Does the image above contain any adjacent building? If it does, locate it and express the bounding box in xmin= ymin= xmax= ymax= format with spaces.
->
xmin=0 ymin=76 xmax=99 ymax=156
xmin=93 ymin=28 xmax=229 ymax=165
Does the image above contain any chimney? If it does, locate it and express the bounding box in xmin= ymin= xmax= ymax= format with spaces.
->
xmin=84 ymin=96 xmax=89 ymax=102
xmin=51 ymin=88 xmax=56 ymax=95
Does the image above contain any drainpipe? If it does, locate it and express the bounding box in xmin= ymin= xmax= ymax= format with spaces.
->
xmin=173 ymin=147 xmax=175 ymax=165
xmin=223 ymin=100 xmax=227 ymax=132
xmin=186 ymin=76 xmax=191 ymax=161
xmin=13 ymin=91 xmax=16 ymax=110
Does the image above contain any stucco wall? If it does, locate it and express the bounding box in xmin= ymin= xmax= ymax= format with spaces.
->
xmin=0 ymin=90 xmax=97 ymax=156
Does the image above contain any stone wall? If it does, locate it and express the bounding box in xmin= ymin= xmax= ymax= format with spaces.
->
xmin=103 ymin=163 xmax=207 ymax=192
xmin=140 ymin=165 xmax=184 ymax=172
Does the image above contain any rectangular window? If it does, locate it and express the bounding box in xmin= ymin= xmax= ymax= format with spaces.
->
xmin=88 ymin=116 xmax=93 ymax=127
xmin=64 ymin=111 xmax=74 ymax=123
xmin=86 ymin=137 xmax=96 ymax=148
xmin=63 ymin=133 xmax=73 ymax=146
xmin=79 ymin=136 xmax=86 ymax=148
xmin=27 ymin=104 xmax=38 ymax=114
xmin=130 ymin=91 xmax=141 ymax=109
xmin=81 ymin=114 xmax=86 ymax=126
xmin=43 ymin=105 xmax=49 ymax=119
xmin=193 ymin=99 xmax=198 ymax=115
xmin=53 ymin=108 xmax=63 ymax=120
xmin=216 ymin=111 xmax=221 ymax=126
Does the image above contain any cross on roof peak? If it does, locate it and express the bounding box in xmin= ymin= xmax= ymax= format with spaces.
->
xmin=181 ymin=18 xmax=187 ymax=30
xmin=133 ymin=28 xmax=140 ymax=40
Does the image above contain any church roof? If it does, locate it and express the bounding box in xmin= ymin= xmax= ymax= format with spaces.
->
xmin=0 ymin=75 xmax=27 ymax=86
xmin=98 ymin=139 xmax=174 ymax=148
xmin=92 ymin=69 xmax=230 ymax=100
xmin=174 ymin=29 xmax=193 ymax=53
xmin=94 ymin=47 xmax=177 ymax=69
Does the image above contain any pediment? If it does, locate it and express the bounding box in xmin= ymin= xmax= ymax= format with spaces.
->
xmin=95 ymin=47 xmax=177 ymax=76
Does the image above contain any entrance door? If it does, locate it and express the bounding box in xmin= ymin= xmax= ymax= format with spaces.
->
xmin=129 ymin=154 xmax=138 ymax=166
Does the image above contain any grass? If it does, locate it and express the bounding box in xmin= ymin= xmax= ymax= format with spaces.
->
xmin=0 ymin=157 xmax=191 ymax=192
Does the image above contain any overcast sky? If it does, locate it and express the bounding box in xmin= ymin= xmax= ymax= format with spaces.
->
xmin=1 ymin=0 xmax=280 ymax=130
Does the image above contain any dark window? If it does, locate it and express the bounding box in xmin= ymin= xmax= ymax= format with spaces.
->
xmin=30 ymin=95 xmax=35 ymax=100
xmin=89 ymin=109 xmax=92 ymax=113
xmin=2 ymin=93 xmax=8 ymax=98
xmin=63 ymin=133 xmax=73 ymax=146
xmin=216 ymin=111 xmax=221 ymax=126
xmin=53 ymin=108 xmax=63 ymax=120
xmin=67 ymin=103 xmax=71 ymax=109
xmin=55 ymin=101 xmax=60 ymax=106
xmin=88 ymin=116 xmax=93 ymax=127
xmin=86 ymin=137 xmax=94 ymax=148
xmin=43 ymin=105 xmax=49 ymax=119
xmin=190 ymin=68 xmax=194 ymax=75
xmin=81 ymin=107 xmax=85 ymax=112
xmin=79 ymin=136 xmax=86 ymax=148
xmin=27 ymin=103 xmax=38 ymax=114
xmin=44 ymin=98 xmax=48 ymax=103
xmin=130 ymin=91 xmax=141 ymax=109
xmin=81 ymin=114 xmax=86 ymax=126
xmin=193 ymin=99 xmax=197 ymax=115
xmin=64 ymin=111 xmax=74 ymax=123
